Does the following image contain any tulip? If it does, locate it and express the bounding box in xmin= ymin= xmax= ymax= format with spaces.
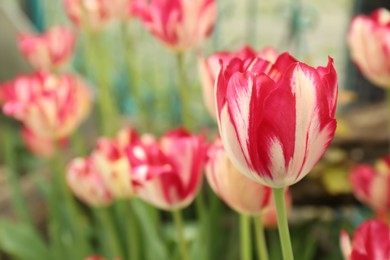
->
xmin=67 ymin=127 xmax=140 ymax=206
xmin=2 ymin=72 xmax=92 ymax=140
xmin=18 ymin=26 xmax=75 ymax=71
xmin=127 ymin=129 xmax=207 ymax=211
xmin=198 ymin=46 xmax=278 ymax=119
xmin=64 ymin=0 xmax=111 ymax=31
xmin=206 ymin=138 xmax=291 ymax=225
xmin=340 ymin=220 xmax=390 ymax=260
xmin=348 ymin=8 xmax=390 ymax=88
xmin=21 ymin=128 xmax=58 ymax=158
xmin=133 ymin=0 xmax=217 ymax=51
xmin=215 ymin=52 xmax=338 ymax=188
xmin=110 ymin=0 xmax=135 ymax=20
xmin=350 ymin=156 xmax=390 ymax=223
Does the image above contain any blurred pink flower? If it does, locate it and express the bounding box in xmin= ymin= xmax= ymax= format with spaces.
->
xmin=348 ymin=8 xmax=390 ymax=88
xmin=198 ymin=46 xmax=278 ymax=119
xmin=67 ymin=127 xmax=141 ymax=206
xmin=205 ymin=138 xmax=291 ymax=227
xmin=1 ymin=71 xmax=92 ymax=140
xmin=21 ymin=128 xmax=62 ymax=158
xmin=127 ymin=129 xmax=207 ymax=210
xmin=340 ymin=220 xmax=390 ymax=260
xmin=133 ymin=0 xmax=217 ymax=51
xmin=350 ymin=156 xmax=390 ymax=223
xmin=18 ymin=26 xmax=75 ymax=71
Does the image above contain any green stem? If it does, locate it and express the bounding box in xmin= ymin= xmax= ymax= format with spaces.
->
xmin=172 ymin=209 xmax=189 ymax=260
xmin=94 ymin=208 xmax=123 ymax=259
xmin=253 ymin=216 xmax=269 ymax=260
xmin=273 ymin=188 xmax=294 ymax=260
xmin=2 ymin=128 xmax=32 ymax=224
xmin=240 ymin=214 xmax=252 ymax=260
xmin=176 ymin=52 xmax=191 ymax=129
xmin=195 ymin=192 xmax=209 ymax=260
xmin=127 ymin=202 xmax=140 ymax=260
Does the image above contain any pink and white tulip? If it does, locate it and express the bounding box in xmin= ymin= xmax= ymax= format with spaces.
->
xmin=133 ymin=0 xmax=217 ymax=51
xmin=21 ymin=128 xmax=60 ymax=158
xmin=18 ymin=26 xmax=75 ymax=71
xmin=64 ymin=0 xmax=111 ymax=31
xmin=350 ymin=156 xmax=390 ymax=223
xmin=206 ymin=138 xmax=291 ymax=227
xmin=215 ymin=52 xmax=338 ymax=188
xmin=127 ymin=129 xmax=207 ymax=210
xmin=348 ymin=8 xmax=390 ymax=88
xmin=340 ymin=220 xmax=390 ymax=260
xmin=1 ymin=72 xmax=92 ymax=139
xmin=199 ymin=46 xmax=278 ymax=119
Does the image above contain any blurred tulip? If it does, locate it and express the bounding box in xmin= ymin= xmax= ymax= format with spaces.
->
xmin=67 ymin=127 xmax=140 ymax=206
xmin=133 ymin=0 xmax=217 ymax=51
xmin=198 ymin=46 xmax=278 ymax=119
xmin=64 ymin=0 xmax=111 ymax=31
xmin=18 ymin=26 xmax=75 ymax=71
xmin=206 ymin=138 xmax=291 ymax=227
xmin=215 ymin=52 xmax=338 ymax=188
xmin=340 ymin=220 xmax=390 ymax=260
xmin=110 ymin=0 xmax=135 ymax=20
xmin=348 ymin=8 xmax=390 ymax=88
xmin=350 ymin=156 xmax=390 ymax=222
xmin=1 ymin=72 xmax=92 ymax=140
xmin=127 ymin=129 xmax=207 ymax=210
xmin=21 ymin=128 xmax=58 ymax=158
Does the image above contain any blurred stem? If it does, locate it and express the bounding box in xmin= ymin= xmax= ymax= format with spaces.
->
xmin=2 ymin=128 xmax=32 ymax=224
xmin=253 ymin=216 xmax=269 ymax=260
xmin=85 ymin=32 xmax=118 ymax=136
xmin=172 ymin=209 xmax=189 ymax=260
xmin=273 ymin=188 xmax=294 ymax=260
xmin=240 ymin=214 xmax=252 ymax=260
xmin=121 ymin=22 xmax=147 ymax=128
xmin=94 ymin=208 xmax=123 ymax=259
xmin=176 ymin=52 xmax=191 ymax=129
xmin=123 ymin=201 xmax=140 ymax=260
xmin=195 ymin=191 xmax=209 ymax=260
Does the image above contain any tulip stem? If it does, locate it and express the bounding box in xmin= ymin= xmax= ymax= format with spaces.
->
xmin=127 ymin=202 xmax=140 ymax=260
xmin=172 ymin=209 xmax=189 ymax=260
xmin=253 ymin=216 xmax=269 ymax=260
xmin=176 ymin=52 xmax=191 ymax=129
xmin=240 ymin=214 xmax=252 ymax=260
xmin=273 ymin=188 xmax=294 ymax=260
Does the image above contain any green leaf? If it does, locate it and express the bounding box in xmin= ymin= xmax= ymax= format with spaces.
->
xmin=0 ymin=219 xmax=52 ymax=260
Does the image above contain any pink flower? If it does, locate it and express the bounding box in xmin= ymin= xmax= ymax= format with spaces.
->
xmin=64 ymin=0 xmax=111 ymax=31
xmin=340 ymin=220 xmax=390 ymax=260
xmin=110 ymin=0 xmax=135 ymax=20
xmin=67 ymin=128 xmax=140 ymax=206
xmin=205 ymin=138 xmax=291 ymax=227
xmin=215 ymin=52 xmax=338 ymax=188
xmin=1 ymin=71 xmax=92 ymax=139
xmin=18 ymin=26 xmax=75 ymax=71
xmin=21 ymin=128 xmax=61 ymax=158
xmin=198 ymin=46 xmax=278 ymax=119
xmin=127 ymin=129 xmax=207 ymax=210
xmin=350 ymin=156 xmax=390 ymax=222
xmin=348 ymin=8 xmax=390 ymax=88
xmin=133 ymin=0 xmax=217 ymax=51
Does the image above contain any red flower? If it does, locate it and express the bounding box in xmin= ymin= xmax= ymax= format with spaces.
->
xmin=133 ymin=0 xmax=217 ymax=51
xmin=350 ymin=156 xmax=390 ymax=223
xmin=348 ymin=8 xmax=390 ymax=88
xmin=127 ymin=129 xmax=207 ymax=210
xmin=215 ymin=52 xmax=338 ymax=188
xmin=1 ymin=72 xmax=92 ymax=139
xmin=340 ymin=220 xmax=390 ymax=260
xmin=18 ymin=26 xmax=75 ymax=71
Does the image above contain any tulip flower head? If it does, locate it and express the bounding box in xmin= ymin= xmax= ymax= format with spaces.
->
xmin=18 ymin=26 xmax=75 ymax=71
xmin=133 ymin=0 xmax=217 ymax=51
xmin=127 ymin=129 xmax=207 ymax=210
xmin=2 ymin=72 xmax=92 ymax=140
xmin=348 ymin=8 xmax=390 ymax=88
xmin=340 ymin=220 xmax=390 ymax=260
xmin=199 ymin=46 xmax=278 ymax=119
xmin=350 ymin=156 xmax=390 ymax=223
xmin=215 ymin=52 xmax=338 ymax=188
xmin=206 ymin=138 xmax=291 ymax=227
